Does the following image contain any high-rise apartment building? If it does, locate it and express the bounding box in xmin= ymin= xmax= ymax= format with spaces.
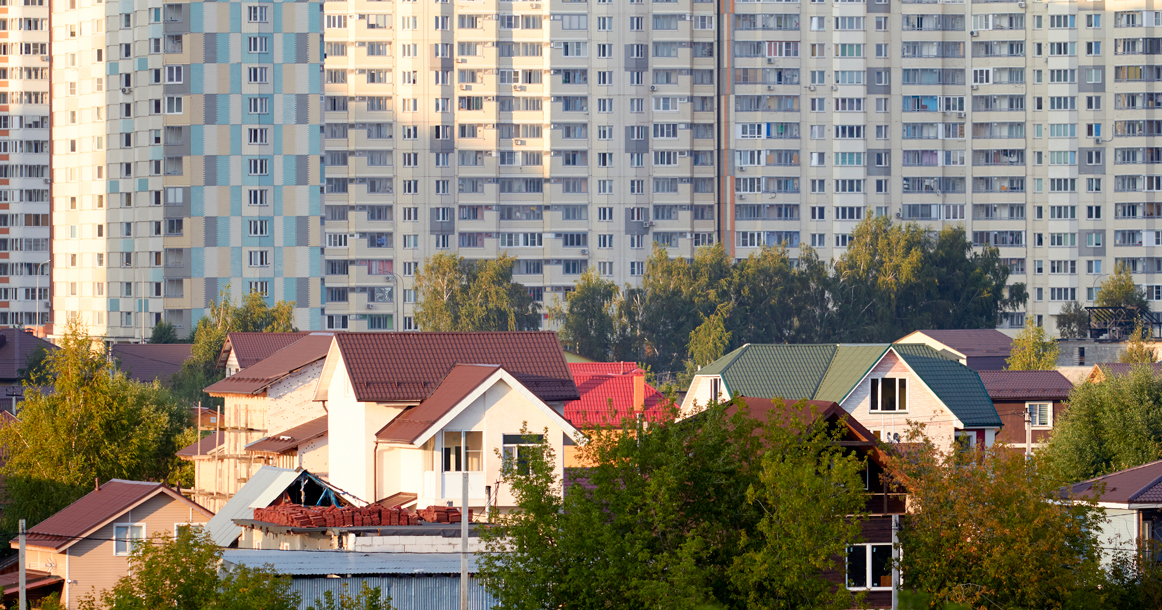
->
xmin=0 ymin=1 xmax=51 ymax=332
xmin=39 ymin=0 xmax=1162 ymax=338
xmin=51 ymin=0 xmax=323 ymax=341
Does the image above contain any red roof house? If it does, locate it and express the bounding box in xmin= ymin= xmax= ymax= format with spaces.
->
xmin=563 ymin=362 xmax=667 ymax=427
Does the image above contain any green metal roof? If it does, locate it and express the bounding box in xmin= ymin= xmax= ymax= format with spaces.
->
xmin=892 ymin=344 xmax=1003 ymax=428
xmin=815 ymin=345 xmax=892 ymax=403
xmin=697 ymin=342 xmax=1001 ymax=429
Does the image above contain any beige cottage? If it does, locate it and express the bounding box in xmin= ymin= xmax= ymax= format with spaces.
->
xmin=12 ymin=480 xmax=212 ymax=608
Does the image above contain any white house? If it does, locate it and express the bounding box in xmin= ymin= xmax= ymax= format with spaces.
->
xmin=1067 ymin=459 xmax=1162 ymax=566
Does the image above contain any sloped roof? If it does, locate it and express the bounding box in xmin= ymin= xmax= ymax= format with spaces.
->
xmin=892 ymin=344 xmax=1002 ymax=428
xmin=1068 ymin=459 xmax=1162 ymax=505
xmin=564 ymin=362 xmax=668 ymax=426
xmin=0 ymin=328 xmax=55 ymax=381
xmin=205 ymin=333 xmax=334 ymax=396
xmin=176 ymin=431 xmax=224 ymax=459
xmin=375 ymin=365 xmax=501 ymax=444
xmin=216 ymin=332 xmax=312 ymax=370
xmin=14 ymin=480 xmax=211 ymax=551
xmin=696 ymin=343 xmax=1001 ymax=428
xmin=205 ymin=467 xmax=304 ymax=546
xmin=111 ymin=343 xmax=192 ymax=385
xmin=246 ymin=416 xmax=329 ymax=454
xmin=1094 ymin=363 xmax=1162 ymax=381
xmin=699 ymin=344 xmax=838 ymax=400
xmin=333 ymin=332 xmax=578 ymax=403
xmin=896 ymin=329 xmax=1013 ymax=357
xmin=815 ymin=345 xmax=891 ymax=403
xmin=977 ymin=370 xmax=1073 ymax=401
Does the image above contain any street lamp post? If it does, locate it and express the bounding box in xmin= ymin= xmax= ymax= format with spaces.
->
xmin=33 ymin=261 xmax=48 ymax=336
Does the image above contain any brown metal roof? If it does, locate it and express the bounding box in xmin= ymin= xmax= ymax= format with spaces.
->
xmin=1095 ymin=363 xmax=1162 ymax=380
xmin=176 ymin=431 xmax=224 ymax=459
xmin=0 ymin=328 xmax=56 ymax=381
xmin=216 ymin=332 xmax=312 ymax=370
xmin=246 ymin=416 xmax=329 ymax=454
xmin=334 ymin=332 xmax=578 ymax=403
xmin=205 ymin=333 xmax=335 ymax=396
xmin=375 ymin=364 xmax=501 ymax=444
xmin=111 ymin=343 xmax=192 ymax=385
xmin=14 ymin=480 xmax=212 ymax=551
xmin=977 ymin=370 xmax=1074 ymax=401
xmin=898 ymin=329 xmax=1013 ymax=357
xmin=1069 ymin=459 xmax=1162 ymax=504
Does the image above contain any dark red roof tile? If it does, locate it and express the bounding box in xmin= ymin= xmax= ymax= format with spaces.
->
xmin=1069 ymin=459 xmax=1162 ymax=504
xmin=206 ymin=333 xmax=335 ymax=395
xmin=217 ymin=332 xmax=312 ymax=370
xmin=375 ymin=365 xmax=501 ymax=443
xmin=0 ymin=329 xmax=56 ymax=381
xmin=247 ymin=416 xmax=329 ymax=454
xmin=977 ymin=370 xmax=1073 ymax=401
xmin=335 ymin=332 xmax=578 ymax=403
xmin=111 ymin=343 xmax=192 ymax=385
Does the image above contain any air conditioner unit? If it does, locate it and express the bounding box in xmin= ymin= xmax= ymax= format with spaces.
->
xmin=458 ymin=58 xmax=468 ymax=63
xmin=515 ymin=139 xmax=525 ymax=145
xmin=767 ymin=85 xmax=774 ymax=91
xmin=895 ymin=212 xmax=902 ymax=218
xmin=642 ymin=220 xmax=653 ymax=227
xmin=738 ymin=166 xmax=746 ymax=172
xmin=831 ymin=85 xmax=838 ymax=91
xmin=580 ymin=248 xmax=589 ymax=255
xmin=39 ymin=55 xmax=48 ymax=62
xmin=971 ymin=84 xmax=979 ymax=90
xmin=121 ymin=87 xmax=132 ymax=94
xmin=738 ymin=195 xmax=747 ymax=200
xmin=1018 ymin=1 xmax=1025 ymax=6
xmin=42 ymin=178 xmax=50 ymax=184
xmin=766 ymin=57 xmax=774 ymax=64
xmin=366 ymin=303 xmax=374 ymax=309
xmin=958 ymin=112 xmax=966 ymax=118
xmin=459 ymin=84 xmax=469 ymax=90
xmin=530 ymin=2 xmax=540 ymax=7
xmin=808 ymin=85 xmax=816 ymax=91
xmin=650 ymin=85 xmax=657 ymax=91
xmin=970 ymin=30 xmax=979 ymax=36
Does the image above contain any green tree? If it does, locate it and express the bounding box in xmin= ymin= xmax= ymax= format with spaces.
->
xmin=1098 ymin=262 xmax=1150 ymax=311
xmin=414 ymin=252 xmax=539 ymax=331
xmin=553 ymin=268 xmax=621 ymax=360
xmin=478 ymin=398 xmax=869 ymax=610
xmin=18 ymin=345 xmax=50 ymax=382
xmin=924 ymin=225 xmax=1025 ymax=330
xmin=148 ymin=320 xmax=182 ymax=344
xmin=1044 ymin=365 xmax=1162 ymax=480
xmin=79 ymin=528 xmax=300 ymax=610
xmin=1120 ymin=319 xmax=1158 ymax=364
xmin=0 ymin=318 xmax=192 ymax=530
xmin=1006 ymin=316 xmax=1060 ymax=370
xmin=884 ymin=426 xmax=1109 ymax=610
xmin=169 ymin=288 xmax=297 ymax=408
xmin=1056 ymin=300 xmax=1091 ymax=340
xmin=727 ymin=244 xmax=832 ymax=345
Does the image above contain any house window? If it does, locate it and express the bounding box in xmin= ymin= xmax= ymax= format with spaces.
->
xmin=846 ymin=544 xmax=893 ymax=590
xmin=870 ymin=378 xmax=907 ymax=412
xmin=709 ymin=377 xmax=721 ymax=403
xmin=443 ymin=431 xmax=484 ymax=472
xmin=502 ymin=433 xmax=545 ymax=475
xmin=114 ymin=523 xmax=145 ymax=555
xmin=1028 ymin=402 xmax=1052 ymax=428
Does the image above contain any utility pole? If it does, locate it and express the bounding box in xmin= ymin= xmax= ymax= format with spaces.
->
xmin=18 ymin=518 xmax=26 ymax=610
xmin=460 ymin=431 xmax=468 ymax=610
xmin=1024 ymin=405 xmax=1033 ymax=459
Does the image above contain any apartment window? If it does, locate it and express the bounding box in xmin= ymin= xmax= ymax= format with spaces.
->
xmin=248 ymin=36 xmax=268 ymax=54
xmin=248 ymin=97 xmax=269 ymax=115
xmin=247 ymin=189 xmax=269 ymax=206
xmin=114 ymin=524 xmax=145 ymax=556
xmin=247 ymin=128 xmax=269 ymax=145
xmin=164 ymin=96 xmax=183 ymax=114
xmin=165 ymin=66 xmax=183 ymax=84
xmin=247 ymin=5 xmax=268 ymax=22
xmin=248 ymin=159 xmax=269 ymax=176
xmin=248 ymin=220 xmax=270 ymax=237
xmin=247 ymin=67 xmax=269 ymax=84
xmin=870 ymin=378 xmax=907 ymax=412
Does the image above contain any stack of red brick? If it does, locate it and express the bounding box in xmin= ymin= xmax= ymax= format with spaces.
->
xmin=417 ymin=505 xmax=473 ymax=524
xmin=252 ymin=504 xmax=421 ymax=527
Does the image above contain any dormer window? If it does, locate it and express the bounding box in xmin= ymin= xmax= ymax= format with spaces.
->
xmin=870 ymin=377 xmax=907 ymax=412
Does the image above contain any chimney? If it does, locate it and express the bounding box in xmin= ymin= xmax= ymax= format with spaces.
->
xmin=632 ymin=369 xmax=645 ymax=413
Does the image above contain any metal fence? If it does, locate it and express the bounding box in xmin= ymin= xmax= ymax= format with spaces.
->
xmin=289 ymin=575 xmax=497 ymax=610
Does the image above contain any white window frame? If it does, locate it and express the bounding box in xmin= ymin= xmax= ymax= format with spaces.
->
xmin=113 ymin=523 xmax=145 ymax=556
xmin=1027 ymin=402 xmax=1052 ymax=428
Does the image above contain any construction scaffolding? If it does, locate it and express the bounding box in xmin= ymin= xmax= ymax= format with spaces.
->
xmin=189 ymin=400 xmax=274 ymax=513
xmin=1085 ymin=307 xmax=1162 ymax=342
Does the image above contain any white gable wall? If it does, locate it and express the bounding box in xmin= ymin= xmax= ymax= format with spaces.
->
xmin=267 ymin=360 xmax=327 ymax=433
xmin=325 ymin=353 xmax=407 ymax=503
xmin=840 ymin=351 xmax=962 ymax=452
xmin=680 ymin=374 xmax=726 ymax=415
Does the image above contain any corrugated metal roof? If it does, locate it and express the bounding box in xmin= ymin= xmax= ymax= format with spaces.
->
xmin=375 ymin=365 xmax=500 ymax=444
xmin=205 ymin=467 xmax=302 ymax=547
xmin=0 ymin=328 xmax=56 ymax=381
xmin=1069 ymin=459 xmax=1162 ymax=505
xmin=564 ymin=363 xmax=667 ymax=427
xmin=977 ymin=370 xmax=1073 ymax=401
xmin=246 ymin=417 xmax=329 ymax=454
xmin=221 ymin=550 xmax=484 ymax=575
xmin=14 ymin=480 xmax=210 ymax=551
xmin=334 ymin=332 xmax=578 ymax=403
xmin=814 ymin=345 xmax=890 ymax=403
xmin=702 ymin=344 xmax=838 ymax=401
xmin=217 ymin=332 xmax=313 ymax=370
xmin=897 ymin=329 xmax=1013 ymax=357
xmin=286 ymin=575 xmax=496 ymax=610
xmin=893 ymin=344 xmax=1002 ymax=428
xmin=111 ymin=343 xmax=192 ymax=385
xmin=206 ymin=334 xmax=334 ymax=396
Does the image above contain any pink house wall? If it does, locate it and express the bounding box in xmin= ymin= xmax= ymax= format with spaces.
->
xmin=840 ymin=352 xmax=962 ymax=452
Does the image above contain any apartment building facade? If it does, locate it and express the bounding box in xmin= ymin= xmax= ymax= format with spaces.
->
xmin=33 ymin=0 xmax=1162 ymax=338
xmin=0 ymin=1 xmax=50 ymax=333
xmin=50 ymin=0 xmax=323 ymax=341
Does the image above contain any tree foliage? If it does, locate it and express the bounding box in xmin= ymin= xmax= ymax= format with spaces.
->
xmin=169 ymin=287 xmax=297 ymax=408
xmin=78 ymin=528 xmax=300 ymax=610
xmin=478 ymin=398 xmax=870 ymax=610
xmin=1056 ymin=301 xmax=1091 ymax=340
xmin=1098 ymin=262 xmax=1150 ymax=311
xmin=149 ymin=320 xmax=182 ymax=344
xmin=551 ymin=268 xmax=620 ymax=361
xmin=0 ymin=318 xmax=192 ymax=531
xmin=1044 ymin=365 xmax=1162 ymax=480
xmin=414 ymin=252 xmax=539 ymax=332
xmin=556 ymin=217 xmax=1023 ymax=375
xmin=1006 ymin=316 xmax=1060 ymax=370
xmin=305 ymin=582 xmax=393 ymax=610
xmin=884 ymin=426 xmax=1109 ymax=609
xmin=1119 ymin=320 xmax=1158 ymax=364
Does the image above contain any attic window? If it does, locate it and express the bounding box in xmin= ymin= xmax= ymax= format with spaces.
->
xmin=870 ymin=378 xmax=907 ymax=412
